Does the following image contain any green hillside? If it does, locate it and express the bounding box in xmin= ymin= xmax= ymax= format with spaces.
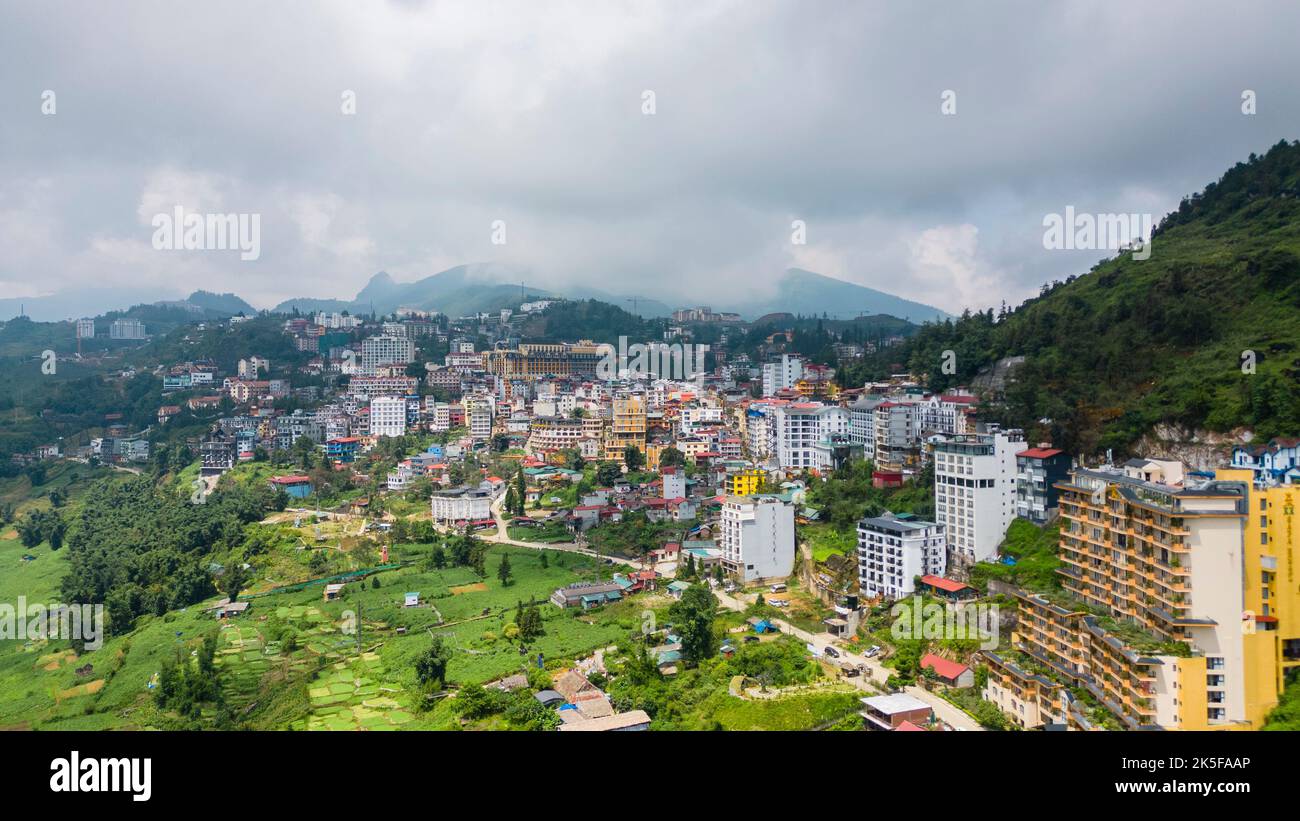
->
xmin=907 ymin=139 xmax=1300 ymax=456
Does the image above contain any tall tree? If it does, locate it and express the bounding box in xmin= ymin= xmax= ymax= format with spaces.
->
xmin=669 ymin=583 xmax=718 ymax=665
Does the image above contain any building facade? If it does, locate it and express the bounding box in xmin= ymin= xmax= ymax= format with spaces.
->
xmin=933 ymin=429 xmax=1024 ymax=568
xmin=721 ymin=495 xmax=795 ymax=583
xmin=857 ymin=512 xmax=946 ymax=600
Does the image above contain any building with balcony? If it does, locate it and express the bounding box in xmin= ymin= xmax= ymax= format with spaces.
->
xmin=1007 ymin=463 xmax=1300 ymax=730
xmin=1015 ymin=446 xmax=1071 ymax=523
xmin=369 ymin=395 xmax=407 ymax=438
xmin=933 ymin=429 xmax=1024 ymax=568
xmin=857 ymin=512 xmax=946 ymax=601
xmin=604 ymin=396 xmax=646 ymax=463
xmin=721 ymin=494 xmax=795 ymax=583
xmin=430 ymin=486 xmax=494 ymax=525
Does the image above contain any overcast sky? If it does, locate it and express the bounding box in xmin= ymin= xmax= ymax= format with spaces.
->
xmin=2 ymin=0 xmax=1298 ymax=315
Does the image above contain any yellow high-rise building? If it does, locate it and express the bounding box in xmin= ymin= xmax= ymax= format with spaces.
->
xmin=603 ymin=396 xmax=646 ymax=464
xmin=1004 ymin=464 xmax=1299 ymax=730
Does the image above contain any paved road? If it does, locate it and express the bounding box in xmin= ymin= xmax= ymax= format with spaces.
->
xmin=713 ymin=588 xmax=983 ymax=731
xmin=466 ymin=492 xmax=642 ymax=568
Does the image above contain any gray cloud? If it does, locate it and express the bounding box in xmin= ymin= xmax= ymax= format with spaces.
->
xmin=1 ymin=0 xmax=1297 ymax=314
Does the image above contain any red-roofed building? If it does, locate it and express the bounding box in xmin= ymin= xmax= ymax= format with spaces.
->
xmin=1014 ymin=445 xmax=1072 ymax=523
xmin=921 ymin=653 xmax=974 ymax=688
xmin=918 ymin=574 xmax=977 ymax=601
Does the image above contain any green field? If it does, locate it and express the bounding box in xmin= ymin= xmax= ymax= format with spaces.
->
xmin=0 ymin=528 xmax=642 ymax=729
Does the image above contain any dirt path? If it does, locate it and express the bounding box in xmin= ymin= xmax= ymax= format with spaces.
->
xmin=712 ymin=589 xmax=983 ymax=731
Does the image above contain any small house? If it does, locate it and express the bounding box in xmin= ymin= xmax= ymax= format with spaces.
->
xmin=920 ymin=653 xmax=974 ymax=688
xmin=404 ymin=592 xmax=421 ymax=608
xmin=859 ymin=694 xmax=934 ymax=730
xmin=323 ymin=583 xmax=345 ymax=601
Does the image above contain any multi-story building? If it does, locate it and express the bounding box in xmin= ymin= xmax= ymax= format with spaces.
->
xmin=361 ymin=335 xmax=415 ymax=373
xmin=1231 ymin=437 xmax=1300 ymax=486
xmin=761 ymin=354 xmax=803 ymax=397
xmin=430 ymin=486 xmax=494 ymax=524
xmin=75 ymin=318 xmax=95 ymax=339
xmin=1014 ymin=446 xmax=1072 ymax=523
xmin=109 ymin=318 xmax=146 ymax=340
xmin=1010 ymin=464 xmax=1300 ymax=730
xmin=728 ymin=468 xmax=767 ymax=497
xmin=369 ymin=396 xmax=407 ymax=438
xmin=679 ymin=405 xmax=723 ymax=435
xmin=857 ymin=512 xmax=946 ymax=600
xmin=238 ymin=356 xmax=269 ymax=379
xmin=482 ymin=342 xmax=604 ymax=380
xmin=720 ymin=495 xmax=795 ymax=583
xmin=604 ymin=396 xmax=646 ymax=462
xmin=661 ymin=466 xmax=686 ymax=499
xmin=873 ymin=400 xmax=921 ymax=467
xmin=772 ymin=403 xmax=848 ymax=472
xmin=847 ymin=396 xmax=881 ymax=452
xmin=919 ymin=393 xmax=977 ymax=436
xmin=462 ymin=394 xmax=494 ymax=441
xmin=526 ymin=416 xmax=586 ymax=457
xmin=933 ymin=429 xmax=1024 ymax=568
xmin=745 ymin=402 xmax=777 ymax=461
xmin=981 ymin=650 xmax=1067 ymax=730
xmin=347 ymin=375 xmax=419 ymax=399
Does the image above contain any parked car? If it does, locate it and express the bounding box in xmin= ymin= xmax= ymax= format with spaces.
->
xmin=864 ymin=645 xmax=881 ymax=658
xmin=824 ymin=646 xmax=840 ymax=659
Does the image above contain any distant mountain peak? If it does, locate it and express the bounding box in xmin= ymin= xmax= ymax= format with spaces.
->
xmin=726 ymin=268 xmax=951 ymax=323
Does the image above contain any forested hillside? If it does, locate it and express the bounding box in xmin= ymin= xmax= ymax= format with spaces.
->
xmin=906 ymin=139 xmax=1300 ymax=455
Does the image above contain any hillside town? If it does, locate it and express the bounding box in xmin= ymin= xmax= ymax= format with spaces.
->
xmin=12 ymin=298 xmax=1292 ymax=735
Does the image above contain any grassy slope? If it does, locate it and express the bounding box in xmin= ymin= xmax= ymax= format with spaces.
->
xmin=908 ymin=139 xmax=1300 ymax=454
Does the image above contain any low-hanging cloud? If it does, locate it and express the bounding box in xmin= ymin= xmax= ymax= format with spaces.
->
xmin=1 ymin=0 xmax=1298 ymax=315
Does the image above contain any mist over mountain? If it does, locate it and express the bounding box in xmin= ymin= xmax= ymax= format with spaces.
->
xmin=3 ymin=260 xmax=953 ymax=325
xmin=269 ymin=265 xmax=950 ymax=322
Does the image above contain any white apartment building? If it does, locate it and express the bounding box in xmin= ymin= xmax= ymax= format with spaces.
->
xmin=761 ymin=354 xmax=804 ymax=397
xmin=430 ymin=486 xmax=493 ymax=524
xmin=662 ymin=467 xmax=686 ymax=499
xmin=316 ymin=311 xmax=363 ymax=329
xmin=721 ymin=495 xmax=796 ymax=583
xmin=857 ymin=513 xmax=946 ymax=600
xmin=369 ymin=396 xmax=407 ymax=438
xmin=679 ymin=405 xmax=723 ymax=435
xmin=238 ymin=356 xmax=269 ymax=379
xmin=745 ymin=403 xmax=777 ymax=461
xmin=361 ymin=335 xmax=415 ymax=373
xmin=919 ymin=393 xmax=977 ymax=436
xmin=462 ymin=393 xmax=494 ymax=441
xmin=110 ymin=318 xmax=146 ymax=340
xmin=848 ymin=396 xmax=880 ymax=451
xmin=773 ymin=403 xmax=848 ymax=472
xmin=933 ymin=429 xmax=1025 ymax=567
